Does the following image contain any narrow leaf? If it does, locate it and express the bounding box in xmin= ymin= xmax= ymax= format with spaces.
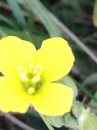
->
xmin=6 ymin=0 xmax=26 ymax=26
xmin=93 ymin=0 xmax=97 ymax=26
xmin=23 ymin=0 xmax=62 ymax=37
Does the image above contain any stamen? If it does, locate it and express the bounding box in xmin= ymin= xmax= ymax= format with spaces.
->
xmin=29 ymin=63 xmax=35 ymax=72
xmin=28 ymin=87 xmax=35 ymax=94
xmin=20 ymin=72 xmax=29 ymax=82
xmin=17 ymin=64 xmax=42 ymax=94
xmin=31 ymin=75 xmax=40 ymax=83
xmin=33 ymin=65 xmax=42 ymax=75
xmin=17 ymin=66 xmax=24 ymax=71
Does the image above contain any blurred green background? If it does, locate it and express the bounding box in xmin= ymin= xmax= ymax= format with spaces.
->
xmin=0 ymin=0 xmax=97 ymax=130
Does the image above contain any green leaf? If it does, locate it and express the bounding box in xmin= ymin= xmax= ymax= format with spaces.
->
xmin=82 ymin=72 xmax=97 ymax=86
xmin=0 ymin=28 xmax=7 ymax=37
xmin=0 ymin=14 xmax=18 ymax=29
xmin=82 ymin=73 xmax=97 ymax=111
xmin=93 ymin=0 xmax=97 ymax=26
xmin=6 ymin=0 xmax=26 ymax=26
xmin=23 ymin=0 xmax=62 ymax=37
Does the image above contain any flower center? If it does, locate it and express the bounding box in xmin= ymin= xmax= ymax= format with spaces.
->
xmin=17 ymin=63 xmax=42 ymax=94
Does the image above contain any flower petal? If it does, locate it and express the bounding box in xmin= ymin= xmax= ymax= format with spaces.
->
xmin=0 ymin=76 xmax=32 ymax=113
xmin=0 ymin=36 xmax=36 ymax=76
xmin=32 ymin=83 xmax=74 ymax=116
xmin=33 ymin=37 xmax=75 ymax=83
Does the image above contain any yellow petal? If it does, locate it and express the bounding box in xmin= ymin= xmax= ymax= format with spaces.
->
xmin=32 ymin=83 xmax=74 ymax=116
xmin=0 ymin=76 xmax=32 ymax=113
xmin=33 ymin=37 xmax=75 ymax=83
xmin=0 ymin=36 xmax=36 ymax=76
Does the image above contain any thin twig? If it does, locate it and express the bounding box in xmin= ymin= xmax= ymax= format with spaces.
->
xmin=0 ymin=111 xmax=36 ymax=130
xmin=49 ymin=13 xmax=97 ymax=64
xmin=83 ymin=103 xmax=97 ymax=112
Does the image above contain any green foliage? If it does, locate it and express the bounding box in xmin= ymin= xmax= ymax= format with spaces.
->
xmin=93 ymin=0 xmax=97 ymax=26
xmin=0 ymin=0 xmax=97 ymax=130
xmin=6 ymin=0 xmax=26 ymax=26
xmin=23 ymin=0 xmax=62 ymax=37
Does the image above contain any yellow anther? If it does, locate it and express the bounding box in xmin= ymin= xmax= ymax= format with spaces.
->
xmin=20 ymin=72 xmax=29 ymax=82
xmin=29 ymin=63 xmax=35 ymax=72
xmin=17 ymin=66 xmax=24 ymax=71
xmin=33 ymin=65 xmax=42 ymax=75
xmin=31 ymin=75 xmax=40 ymax=83
xmin=18 ymin=64 xmax=42 ymax=94
xmin=17 ymin=66 xmax=27 ymax=75
xmin=28 ymin=87 xmax=35 ymax=94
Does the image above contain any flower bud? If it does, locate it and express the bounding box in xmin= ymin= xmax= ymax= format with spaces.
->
xmin=78 ymin=108 xmax=97 ymax=130
xmin=63 ymin=113 xmax=78 ymax=129
xmin=58 ymin=76 xmax=78 ymax=97
xmin=45 ymin=115 xmax=64 ymax=128
xmin=72 ymin=101 xmax=85 ymax=118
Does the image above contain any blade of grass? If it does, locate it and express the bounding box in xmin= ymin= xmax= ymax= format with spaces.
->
xmin=82 ymin=73 xmax=97 ymax=106
xmin=74 ymin=80 xmax=97 ymax=103
xmin=6 ymin=0 xmax=26 ymax=26
xmin=93 ymin=0 xmax=97 ymax=26
xmin=89 ymin=92 xmax=97 ymax=108
xmin=0 ymin=14 xmax=18 ymax=29
xmin=0 ymin=29 xmax=7 ymax=37
xmin=23 ymin=0 xmax=62 ymax=37
xmin=49 ymin=13 xmax=97 ymax=64
xmin=82 ymin=73 xmax=97 ymax=87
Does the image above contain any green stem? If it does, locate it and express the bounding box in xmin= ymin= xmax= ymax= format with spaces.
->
xmin=39 ymin=113 xmax=55 ymax=130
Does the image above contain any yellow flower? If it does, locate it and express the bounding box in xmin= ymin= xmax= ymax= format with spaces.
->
xmin=0 ymin=36 xmax=74 ymax=116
